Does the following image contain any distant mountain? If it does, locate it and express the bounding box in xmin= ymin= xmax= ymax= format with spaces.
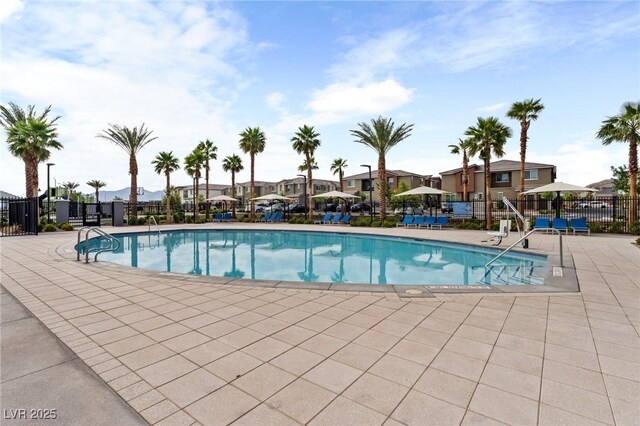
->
xmin=99 ymin=187 xmax=164 ymax=202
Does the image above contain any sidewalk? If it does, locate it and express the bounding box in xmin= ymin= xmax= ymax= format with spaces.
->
xmin=1 ymin=285 xmax=147 ymax=425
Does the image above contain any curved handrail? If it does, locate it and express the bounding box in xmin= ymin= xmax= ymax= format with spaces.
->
xmin=76 ymin=226 xmax=95 ymax=261
xmin=80 ymin=227 xmax=121 ymax=263
xmin=485 ymin=228 xmax=563 ymax=268
xmin=148 ymin=216 xmax=160 ymax=236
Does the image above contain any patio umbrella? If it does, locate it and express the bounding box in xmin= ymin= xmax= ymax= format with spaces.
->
xmin=393 ymin=186 xmax=450 ymax=197
xmin=522 ymin=182 xmax=597 ymax=218
xmin=206 ymin=195 xmax=239 ymax=202
xmin=250 ymin=194 xmax=295 ymax=201
xmin=310 ymin=190 xmax=361 ymax=199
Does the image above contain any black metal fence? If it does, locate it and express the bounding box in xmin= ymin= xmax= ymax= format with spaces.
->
xmin=0 ymin=197 xmax=39 ymax=237
xmin=441 ymin=196 xmax=639 ymax=234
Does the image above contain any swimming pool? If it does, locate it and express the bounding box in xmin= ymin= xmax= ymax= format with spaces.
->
xmin=86 ymin=230 xmax=547 ymax=286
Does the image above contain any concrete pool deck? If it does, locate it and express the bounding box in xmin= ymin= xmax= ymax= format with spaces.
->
xmin=1 ymin=223 xmax=639 ymax=425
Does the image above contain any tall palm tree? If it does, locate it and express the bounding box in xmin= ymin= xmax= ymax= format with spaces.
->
xmin=448 ymin=138 xmax=472 ymax=201
xmin=506 ymin=98 xmax=545 ymax=208
xmin=465 ymin=117 xmax=512 ymax=229
xmin=597 ymin=102 xmax=639 ymax=224
xmin=298 ymin=157 xmax=319 ymax=172
xmin=239 ymin=127 xmax=266 ymax=221
xmin=184 ymin=149 xmax=206 ymax=219
xmin=291 ymin=125 xmax=321 ymax=220
xmin=330 ymin=158 xmax=348 ymax=192
xmin=197 ymin=139 xmax=218 ymax=220
xmin=350 ymin=116 xmax=413 ymax=221
xmin=222 ymin=154 xmax=244 ymax=218
xmin=1 ymin=102 xmax=62 ymax=198
xmin=86 ymin=179 xmax=107 ymax=202
xmin=152 ymin=151 xmax=180 ymax=223
xmin=63 ymin=181 xmax=80 ymax=200
xmin=331 ymin=158 xmax=348 ymax=214
xmin=97 ymin=123 xmax=157 ymax=216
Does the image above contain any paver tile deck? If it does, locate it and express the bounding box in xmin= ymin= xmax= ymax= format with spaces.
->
xmin=1 ymin=224 xmax=639 ymax=425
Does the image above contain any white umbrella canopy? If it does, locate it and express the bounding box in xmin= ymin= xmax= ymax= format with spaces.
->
xmin=310 ymin=190 xmax=361 ymax=199
xmin=521 ymin=182 xmax=597 ymax=195
xmin=207 ymin=195 xmax=240 ymax=202
xmin=250 ymin=193 xmax=295 ymax=201
xmin=393 ymin=186 xmax=450 ymax=197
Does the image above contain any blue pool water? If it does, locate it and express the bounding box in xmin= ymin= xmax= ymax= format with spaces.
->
xmin=88 ymin=230 xmax=547 ymax=286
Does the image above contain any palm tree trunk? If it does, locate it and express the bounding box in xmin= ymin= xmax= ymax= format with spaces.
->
xmin=307 ymin=153 xmax=313 ymax=221
xmin=194 ymin=173 xmax=200 ymax=218
xmin=165 ymin=172 xmax=171 ymax=223
xmin=23 ymin=157 xmax=34 ymax=198
xmin=205 ymin=162 xmax=210 ymax=220
xmin=95 ymin=189 xmax=99 ymax=203
xmin=378 ymin=156 xmax=386 ymax=221
xmin=629 ymin=137 xmax=638 ymax=224
xmin=484 ymin=149 xmax=492 ymax=230
xmin=130 ymin=154 xmax=138 ymax=219
xmin=339 ymin=169 xmax=346 ymax=215
xmin=250 ymin=153 xmax=255 ymax=221
xmin=462 ymin=152 xmax=468 ymax=202
xmin=519 ymin=118 xmax=528 ymax=212
xmin=231 ymin=172 xmax=237 ymax=219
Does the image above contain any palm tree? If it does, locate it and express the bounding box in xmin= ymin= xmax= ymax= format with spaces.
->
xmin=291 ymin=125 xmax=321 ymax=220
xmin=506 ymin=98 xmax=545 ymax=208
xmin=63 ymin=181 xmax=79 ymax=200
xmin=222 ymin=154 xmax=244 ymax=218
xmin=184 ymin=149 xmax=206 ymax=219
xmin=330 ymin=158 xmax=348 ymax=192
xmin=239 ymin=127 xmax=266 ymax=221
xmin=86 ymin=180 xmax=107 ymax=202
xmin=298 ymin=157 xmax=319 ymax=172
xmin=97 ymin=124 xmax=157 ymax=216
xmin=448 ymin=138 xmax=472 ymax=201
xmin=197 ymin=139 xmax=218 ymax=220
xmin=465 ymin=117 xmax=513 ymax=229
xmin=1 ymin=102 xmax=62 ymax=197
xmin=152 ymin=151 xmax=180 ymax=223
xmin=350 ymin=116 xmax=413 ymax=221
xmin=597 ymin=102 xmax=639 ymax=224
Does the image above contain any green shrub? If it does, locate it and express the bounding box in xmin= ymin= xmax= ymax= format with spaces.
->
xmin=590 ymin=223 xmax=603 ymax=233
xmin=304 ymin=219 xmax=313 ymax=225
xmin=185 ymin=216 xmax=194 ymax=224
xmin=629 ymin=221 xmax=640 ymax=235
xmin=370 ymin=220 xmax=382 ymax=227
xmin=127 ymin=217 xmax=138 ymax=226
xmin=635 ymin=236 xmax=640 ymax=245
xmin=43 ymin=223 xmax=57 ymax=232
xmin=609 ymin=221 xmax=624 ymax=234
xmin=195 ymin=217 xmax=207 ymax=224
xmin=172 ymin=212 xmax=183 ymax=223
xmin=382 ymin=219 xmax=396 ymax=228
xmin=59 ymin=223 xmax=74 ymax=231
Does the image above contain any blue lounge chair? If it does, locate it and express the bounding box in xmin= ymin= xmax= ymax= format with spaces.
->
xmin=341 ymin=214 xmax=351 ymax=225
xmin=407 ymin=216 xmax=424 ymax=228
xmin=315 ymin=213 xmax=332 ymax=224
xmin=570 ymin=218 xmax=590 ymax=235
xmin=396 ymin=216 xmax=414 ymax=227
xmin=431 ymin=216 xmax=449 ymax=230
xmin=552 ymin=218 xmax=569 ymax=234
xmin=257 ymin=212 xmax=272 ymax=223
xmin=223 ymin=212 xmax=232 ymax=222
xmin=419 ymin=217 xmax=436 ymax=228
xmin=331 ymin=213 xmax=343 ymax=225
xmin=274 ymin=212 xmax=283 ymax=222
xmin=212 ymin=212 xmax=223 ymax=222
xmin=533 ymin=217 xmax=550 ymax=231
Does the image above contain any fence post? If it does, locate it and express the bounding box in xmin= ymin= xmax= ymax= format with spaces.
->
xmin=55 ymin=199 xmax=69 ymax=225
xmin=612 ymin=196 xmax=617 ymax=221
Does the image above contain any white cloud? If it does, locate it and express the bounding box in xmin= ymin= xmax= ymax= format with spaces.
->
xmin=307 ymin=80 xmax=415 ymax=120
xmin=266 ymin=92 xmax=286 ymax=110
xmin=0 ymin=0 xmax=23 ymax=22
xmin=476 ymin=102 xmax=507 ymax=113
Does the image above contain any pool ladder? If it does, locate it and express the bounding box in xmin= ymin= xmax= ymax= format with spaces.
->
xmin=148 ymin=216 xmax=160 ymax=236
xmin=485 ymin=228 xmax=563 ymax=268
xmin=77 ymin=227 xmax=121 ymax=263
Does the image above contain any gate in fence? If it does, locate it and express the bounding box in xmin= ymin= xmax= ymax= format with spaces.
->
xmin=0 ymin=197 xmax=39 ymax=237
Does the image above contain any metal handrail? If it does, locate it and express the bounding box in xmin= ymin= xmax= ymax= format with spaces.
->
xmin=148 ymin=216 xmax=160 ymax=236
xmin=77 ymin=227 xmax=121 ymax=263
xmin=486 ymin=228 xmax=563 ymax=268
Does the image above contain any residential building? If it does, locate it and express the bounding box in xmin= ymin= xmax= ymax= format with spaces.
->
xmin=342 ymin=169 xmax=431 ymax=204
xmin=221 ymin=181 xmax=278 ymax=206
xmin=176 ymin=183 xmax=228 ymax=205
xmin=440 ymin=159 xmax=556 ymax=201
xmin=587 ymin=179 xmax=616 ymax=197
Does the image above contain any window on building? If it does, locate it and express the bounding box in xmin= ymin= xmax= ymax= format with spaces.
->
xmin=387 ymin=177 xmax=394 ymax=185
xmin=347 ymin=180 xmax=355 ymax=188
xmin=495 ymin=173 xmax=510 ymax=183
xmin=524 ymin=169 xmax=538 ymax=180
xmin=183 ymin=190 xmax=189 ymax=198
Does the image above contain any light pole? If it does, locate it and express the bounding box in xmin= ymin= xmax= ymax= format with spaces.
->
xmin=297 ymin=174 xmax=307 ymax=215
xmin=361 ymin=164 xmax=373 ymax=223
xmin=46 ymin=162 xmax=54 ymax=223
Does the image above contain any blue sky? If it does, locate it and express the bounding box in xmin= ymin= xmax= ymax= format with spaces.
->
xmin=1 ymin=0 xmax=638 ymax=196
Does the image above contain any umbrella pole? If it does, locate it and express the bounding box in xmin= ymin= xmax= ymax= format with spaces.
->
xmin=555 ymin=191 xmax=561 ymax=218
